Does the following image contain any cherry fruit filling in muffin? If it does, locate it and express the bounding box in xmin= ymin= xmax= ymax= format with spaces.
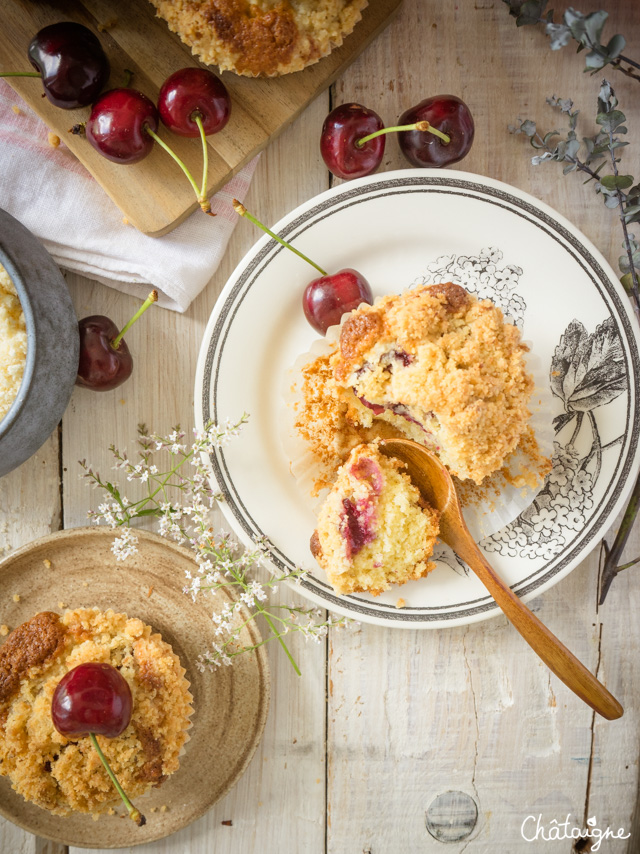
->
xmin=312 ymin=444 xmax=440 ymax=596
xmin=331 ymin=284 xmax=535 ymax=484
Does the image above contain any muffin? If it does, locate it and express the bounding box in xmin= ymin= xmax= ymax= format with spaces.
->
xmin=149 ymin=0 xmax=368 ymax=76
xmin=0 ymin=262 xmax=27 ymax=424
xmin=0 ymin=608 xmax=193 ymax=817
xmin=330 ymin=283 xmax=535 ymax=485
xmin=311 ymin=443 xmax=440 ymax=595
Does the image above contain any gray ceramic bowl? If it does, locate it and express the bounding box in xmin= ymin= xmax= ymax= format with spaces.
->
xmin=0 ymin=209 xmax=79 ymax=477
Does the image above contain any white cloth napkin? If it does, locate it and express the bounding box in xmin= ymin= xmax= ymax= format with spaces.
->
xmin=0 ymin=81 xmax=258 ymax=312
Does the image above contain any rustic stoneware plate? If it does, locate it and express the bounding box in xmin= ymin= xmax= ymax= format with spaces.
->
xmin=194 ymin=169 xmax=640 ymax=629
xmin=0 ymin=527 xmax=270 ymax=848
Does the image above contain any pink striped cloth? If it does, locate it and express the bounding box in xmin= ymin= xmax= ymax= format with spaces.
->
xmin=0 ymin=81 xmax=258 ymax=312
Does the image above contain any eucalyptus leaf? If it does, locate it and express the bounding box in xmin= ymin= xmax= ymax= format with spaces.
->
xmin=599 ymin=174 xmax=633 ymax=190
xmin=546 ymin=22 xmax=572 ymax=49
xmin=606 ymin=33 xmax=626 ymax=59
xmin=582 ymin=10 xmax=608 ymax=47
xmin=596 ymin=109 xmax=626 ymax=132
xmin=620 ymin=273 xmax=634 ymax=294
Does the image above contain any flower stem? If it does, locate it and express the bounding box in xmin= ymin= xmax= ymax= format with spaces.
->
xmin=357 ymin=120 xmax=450 ymax=147
xmin=262 ymin=611 xmax=301 ymax=676
xmin=0 ymin=71 xmax=41 ymax=78
xmin=89 ymin=733 xmax=146 ymax=826
xmin=232 ymin=200 xmax=327 ymax=276
xmin=112 ymin=290 xmax=158 ymax=350
xmin=145 ymin=128 xmax=215 ymax=216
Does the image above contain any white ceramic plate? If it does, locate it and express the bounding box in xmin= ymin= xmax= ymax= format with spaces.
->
xmin=195 ymin=170 xmax=640 ymax=628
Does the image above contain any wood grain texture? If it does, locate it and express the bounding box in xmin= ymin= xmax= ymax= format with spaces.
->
xmin=0 ymin=0 xmax=401 ymax=235
xmin=1 ymin=0 xmax=640 ymax=851
xmin=61 ymin=93 xmax=330 ymax=854
xmin=327 ymin=0 xmax=640 ymax=851
xmin=0 ymin=436 xmax=62 ymax=854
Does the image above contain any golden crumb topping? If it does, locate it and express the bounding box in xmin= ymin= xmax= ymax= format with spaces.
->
xmin=149 ymin=0 xmax=368 ymax=76
xmin=0 ymin=608 xmax=192 ymax=817
xmin=0 ymin=612 xmax=66 ymax=705
xmin=329 ymin=284 xmax=536 ymax=484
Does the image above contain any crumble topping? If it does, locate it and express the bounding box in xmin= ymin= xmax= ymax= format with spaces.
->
xmin=0 ymin=608 xmax=193 ymax=817
xmin=149 ymin=0 xmax=368 ymax=76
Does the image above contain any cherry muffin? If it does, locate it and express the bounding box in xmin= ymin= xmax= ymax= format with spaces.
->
xmin=149 ymin=0 xmax=368 ymax=77
xmin=330 ymin=283 xmax=535 ymax=485
xmin=0 ymin=608 xmax=192 ymax=817
xmin=311 ymin=443 xmax=440 ymax=595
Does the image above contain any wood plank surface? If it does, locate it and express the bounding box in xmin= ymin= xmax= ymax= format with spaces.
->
xmin=0 ymin=0 xmax=401 ymax=235
xmin=1 ymin=0 xmax=640 ymax=852
xmin=326 ymin=0 xmax=640 ymax=851
xmin=61 ymin=93 xmax=330 ymax=854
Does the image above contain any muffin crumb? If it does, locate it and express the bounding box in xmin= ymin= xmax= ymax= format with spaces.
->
xmin=0 ymin=608 xmax=193 ymax=817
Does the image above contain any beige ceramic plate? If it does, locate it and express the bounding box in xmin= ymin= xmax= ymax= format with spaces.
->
xmin=0 ymin=527 xmax=270 ymax=848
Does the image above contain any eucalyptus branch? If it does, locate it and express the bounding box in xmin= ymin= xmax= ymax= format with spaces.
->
xmin=509 ymin=81 xmax=640 ymax=316
xmin=503 ymin=2 xmax=640 ymax=80
xmin=510 ymin=80 xmax=640 ymax=603
xmin=80 ymin=417 xmax=347 ymax=673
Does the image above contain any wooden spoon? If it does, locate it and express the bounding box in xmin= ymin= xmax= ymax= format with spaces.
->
xmin=380 ymin=438 xmax=623 ymax=721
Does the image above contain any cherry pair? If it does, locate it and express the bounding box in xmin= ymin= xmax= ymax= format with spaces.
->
xmin=321 ymin=96 xmax=475 ymax=180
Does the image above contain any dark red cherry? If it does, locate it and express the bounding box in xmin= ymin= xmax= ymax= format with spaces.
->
xmin=158 ymin=67 xmax=231 ymax=137
xmin=303 ymin=268 xmax=373 ymax=334
xmin=27 ymin=22 xmax=110 ymax=109
xmin=398 ymin=95 xmax=474 ymax=168
xmin=320 ymin=103 xmax=385 ymax=180
xmin=52 ymin=662 xmax=132 ymax=738
xmin=86 ymin=89 xmax=159 ymax=164
xmin=76 ymin=316 xmax=133 ymax=391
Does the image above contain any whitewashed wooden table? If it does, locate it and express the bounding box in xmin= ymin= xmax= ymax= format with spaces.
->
xmin=1 ymin=1 xmax=640 ymax=851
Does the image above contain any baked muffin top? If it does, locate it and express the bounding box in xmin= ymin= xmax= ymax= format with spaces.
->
xmin=0 ymin=608 xmax=193 ymax=817
xmin=149 ymin=0 xmax=368 ymax=76
xmin=330 ymin=284 xmax=535 ymax=484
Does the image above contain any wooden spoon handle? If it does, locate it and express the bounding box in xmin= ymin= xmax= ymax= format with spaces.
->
xmin=456 ymin=539 xmax=623 ymax=720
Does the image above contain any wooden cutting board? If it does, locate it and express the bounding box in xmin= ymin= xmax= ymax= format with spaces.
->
xmin=1 ymin=0 xmax=402 ymax=235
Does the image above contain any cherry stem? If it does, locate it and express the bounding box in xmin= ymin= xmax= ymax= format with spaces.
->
xmin=0 ymin=71 xmax=41 ymax=78
xmin=232 ymin=200 xmax=328 ymax=277
xmin=145 ymin=128 xmax=215 ymax=216
xmin=357 ymin=120 xmax=450 ymax=147
xmin=123 ymin=68 xmax=133 ymax=88
xmin=112 ymin=289 xmax=158 ymax=350
xmin=194 ymin=114 xmax=209 ymax=202
xmin=89 ymin=733 xmax=146 ymax=826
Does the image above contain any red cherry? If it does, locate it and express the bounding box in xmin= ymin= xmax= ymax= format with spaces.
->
xmin=303 ymin=268 xmax=373 ymax=334
xmin=398 ymin=95 xmax=474 ymax=168
xmin=52 ymin=662 xmax=132 ymax=738
xmin=320 ymin=103 xmax=385 ymax=180
xmin=76 ymin=316 xmax=133 ymax=391
xmin=86 ymin=89 xmax=159 ymax=164
xmin=158 ymin=67 xmax=231 ymax=137
xmin=27 ymin=22 xmax=110 ymax=109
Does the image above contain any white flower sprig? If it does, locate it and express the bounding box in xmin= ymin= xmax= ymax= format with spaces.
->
xmin=80 ymin=416 xmax=345 ymax=675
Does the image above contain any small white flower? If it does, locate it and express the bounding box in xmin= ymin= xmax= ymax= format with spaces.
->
xmin=111 ymin=529 xmax=138 ymax=562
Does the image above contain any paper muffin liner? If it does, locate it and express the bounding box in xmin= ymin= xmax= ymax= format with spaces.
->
xmin=282 ymin=318 xmax=555 ymax=543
